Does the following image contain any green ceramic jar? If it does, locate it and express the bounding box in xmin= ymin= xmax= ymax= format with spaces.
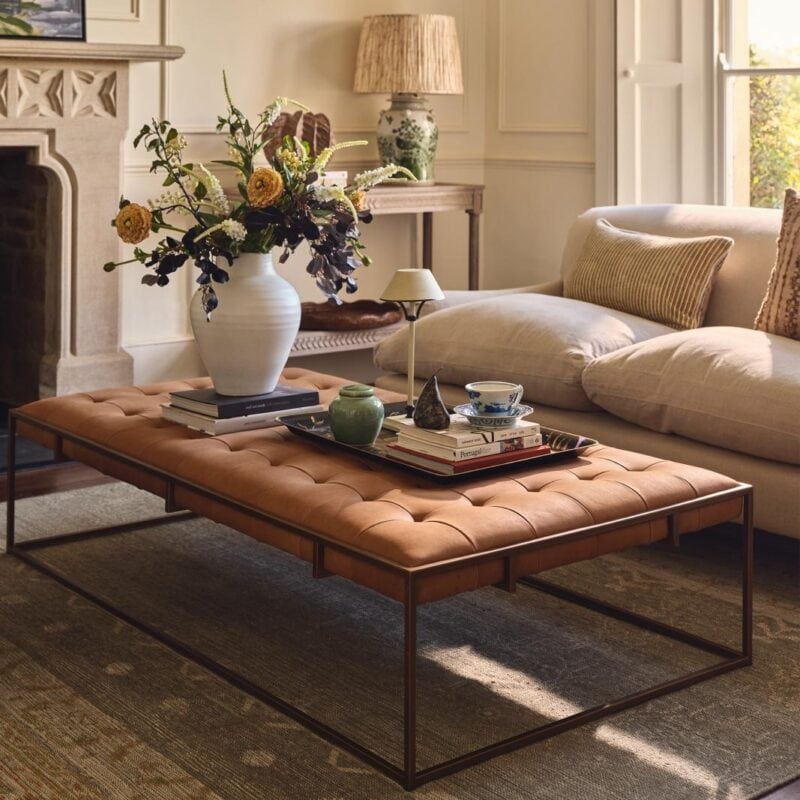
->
xmin=328 ymin=384 xmax=385 ymax=445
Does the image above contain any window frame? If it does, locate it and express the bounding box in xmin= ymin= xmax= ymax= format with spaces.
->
xmin=717 ymin=0 xmax=800 ymax=205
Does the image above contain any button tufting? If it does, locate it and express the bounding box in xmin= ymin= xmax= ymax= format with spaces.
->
xmin=17 ymin=369 xmax=742 ymax=571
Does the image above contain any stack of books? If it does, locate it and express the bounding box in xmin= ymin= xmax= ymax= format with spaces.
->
xmin=383 ymin=414 xmax=549 ymax=475
xmin=161 ymin=385 xmax=324 ymax=435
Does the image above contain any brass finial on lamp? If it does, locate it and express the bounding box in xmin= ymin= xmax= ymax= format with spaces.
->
xmin=354 ymin=14 xmax=463 ymax=183
xmin=381 ymin=269 xmax=445 ymax=416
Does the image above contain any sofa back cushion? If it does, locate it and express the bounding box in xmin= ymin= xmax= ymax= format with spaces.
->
xmin=582 ymin=326 xmax=800 ymax=465
xmin=560 ymin=204 xmax=782 ymax=329
xmin=373 ymin=293 xmax=675 ymax=411
xmin=755 ymin=188 xmax=800 ymax=340
xmin=564 ymin=219 xmax=732 ymax=329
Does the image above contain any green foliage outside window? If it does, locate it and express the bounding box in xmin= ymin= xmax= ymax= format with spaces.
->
xmin=749 ymin=46 xmax=800 ymax=208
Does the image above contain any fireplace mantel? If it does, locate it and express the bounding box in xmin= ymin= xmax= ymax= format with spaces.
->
xmin=0 ymin=42 xmax=184 ymax=397
xmin=0 ymin=41 xmax=183 ymax=63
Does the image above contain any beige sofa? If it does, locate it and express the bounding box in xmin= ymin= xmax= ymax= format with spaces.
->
xmin=374 ymin=204 xmax=800 ymax=539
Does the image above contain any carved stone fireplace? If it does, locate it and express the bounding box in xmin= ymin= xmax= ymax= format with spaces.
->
xmin=0 ymin=40 xmax=182 ymax=401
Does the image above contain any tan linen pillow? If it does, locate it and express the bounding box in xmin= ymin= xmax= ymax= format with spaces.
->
xmin=754 ymin=187 xmax=800 ymax=339
xmin=373 ymin=293 xmax=675 ymax=411
xmin=564 ymin=219 xmax=733 ymax=330
xmin=582 ymin=326 xmax=800 ymax=464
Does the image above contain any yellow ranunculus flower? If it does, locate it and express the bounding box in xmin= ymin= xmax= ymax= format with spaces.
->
xmin=247 ymin=167 xmax=284 ymax=207
xmin=114 ymin=203 xmax=153 ymax=244
xmin=350 ymin=190 xmax=367 ymax=212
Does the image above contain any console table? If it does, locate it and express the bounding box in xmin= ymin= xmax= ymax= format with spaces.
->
xmin=364 ymin=183 xmax=484 ymax=290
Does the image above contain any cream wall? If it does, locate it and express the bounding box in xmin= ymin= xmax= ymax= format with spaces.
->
xmin=86 ymin=0 xmax=607 ymax=382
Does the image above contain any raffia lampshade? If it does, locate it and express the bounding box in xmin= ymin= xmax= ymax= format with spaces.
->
xmin=354 ymin=14 xmax=464 ymax=95
xmin=381 ymin=269 xmax=445 ymax=303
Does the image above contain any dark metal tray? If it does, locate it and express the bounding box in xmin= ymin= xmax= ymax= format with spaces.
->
xmin=278 ymin=403 xmax=598 ymax=483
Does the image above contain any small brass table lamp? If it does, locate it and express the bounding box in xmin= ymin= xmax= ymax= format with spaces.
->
xmin=381 ymin=268 xmax=445 ymax=416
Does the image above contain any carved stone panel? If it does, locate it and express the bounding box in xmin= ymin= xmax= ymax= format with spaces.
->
xmin=17 ymin=68 xmax=64 ymax=118
xmin=72 ymin=69 xmax=117 ymax=118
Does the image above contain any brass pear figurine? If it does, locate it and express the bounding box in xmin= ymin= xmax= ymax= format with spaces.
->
xmin=413 ymin=374 xmax=450 ymax=430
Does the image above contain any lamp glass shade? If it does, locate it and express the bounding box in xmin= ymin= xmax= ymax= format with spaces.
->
xmin=353 ymin=14 xmax=463 ymax=95
xmin=380 ymin=268 xmax=445 ymax=303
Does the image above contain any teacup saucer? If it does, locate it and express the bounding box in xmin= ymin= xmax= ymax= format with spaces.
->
xmin=453 ymin=403 xmax=534 ymax=429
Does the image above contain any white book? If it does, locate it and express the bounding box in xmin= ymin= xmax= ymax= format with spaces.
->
xmin=160 ymin=403 xmax=325 ymax=435
xmin=384 ymin=413 xmax=540 ymax=446
xmin=396 ymin=432 xmax=543 ymax=462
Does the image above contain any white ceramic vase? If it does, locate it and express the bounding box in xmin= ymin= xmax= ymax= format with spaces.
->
xmin=189 ymin=252 xmax=301 ymax=396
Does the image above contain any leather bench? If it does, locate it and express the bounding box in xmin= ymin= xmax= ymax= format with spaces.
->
xmin=5 ymin=367 xmax=753 ymax=790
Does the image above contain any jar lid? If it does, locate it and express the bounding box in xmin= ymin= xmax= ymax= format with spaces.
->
xmin=339 ymin=384 xmax=375 ymax=398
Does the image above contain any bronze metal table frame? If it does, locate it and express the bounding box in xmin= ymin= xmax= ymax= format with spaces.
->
xmin=5 ymin=410 xmax=753 ymax=791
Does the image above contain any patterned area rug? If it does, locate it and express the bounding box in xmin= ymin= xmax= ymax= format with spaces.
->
xmin=1 ymin=483 xmax=799 ymax=799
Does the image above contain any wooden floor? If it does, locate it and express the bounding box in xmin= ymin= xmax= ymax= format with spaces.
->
xmin=0 ymin=461 xmax=114 ymax=502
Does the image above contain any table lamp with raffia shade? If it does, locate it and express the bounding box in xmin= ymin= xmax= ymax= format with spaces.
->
xmin=354 ymin=14 xmax=463 ymax=183
xmin=381 ymin=268 xmax=445 ymax=416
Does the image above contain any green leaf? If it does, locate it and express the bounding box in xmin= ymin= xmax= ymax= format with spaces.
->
xmin=211 ymin=159 xmax=245 ymax=173
xmin=162 ymin=175 xmax=175 ymax=187
xmin=194 ymin=182 xmax=207 ymax=201
xmin=166 ymin=127 xmax=178 ymax=142
xmin=238 ymin=181 xmax=249 ymax=201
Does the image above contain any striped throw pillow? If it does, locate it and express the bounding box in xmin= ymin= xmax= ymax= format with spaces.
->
xmin=754 ymin=188 xmax=800 ymax=340
xmin=564 ymin=219 xmax=733 ymax=329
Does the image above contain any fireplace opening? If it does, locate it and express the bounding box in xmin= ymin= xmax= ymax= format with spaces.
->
xmin=0 ymin=147 xmax=58 ymax=408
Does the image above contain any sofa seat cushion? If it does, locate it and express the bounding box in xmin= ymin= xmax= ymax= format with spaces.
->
xmin=373 ymin=293 xmax=675 ymax=411
xmin=582 ymin=326 xmax=800 ymax=464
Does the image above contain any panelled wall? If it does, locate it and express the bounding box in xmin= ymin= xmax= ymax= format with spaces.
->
xmin=86 ymin=0 xmax=609 ymax=382
xmin=483 ymin=0 xmax=613 ymax=289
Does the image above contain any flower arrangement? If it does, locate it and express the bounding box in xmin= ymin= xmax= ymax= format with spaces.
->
xmin=105 ymin=75 xmax=414 ymax=316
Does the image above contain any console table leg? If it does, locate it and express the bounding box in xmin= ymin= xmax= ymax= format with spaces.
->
xmin=422 ymin=212 xmax=433 ymax=272
xmin=467 ymin=210 xmax=480 ymax=290
xmin=404 ymin=577 xmax=418 ymax=790
xmin=5 ymin=414 xmax=15 ymax=552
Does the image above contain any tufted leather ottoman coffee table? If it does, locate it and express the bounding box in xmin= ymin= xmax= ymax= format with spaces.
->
xmin=5 ymin=368 xmax=753 ymax=790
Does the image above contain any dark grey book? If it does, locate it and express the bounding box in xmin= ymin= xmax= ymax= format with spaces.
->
xmin=169 ymin=385 xmax=320 ymax=419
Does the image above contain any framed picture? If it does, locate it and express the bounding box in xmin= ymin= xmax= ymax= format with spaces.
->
xmin=0 ymin=0 xmax=86 ymax=41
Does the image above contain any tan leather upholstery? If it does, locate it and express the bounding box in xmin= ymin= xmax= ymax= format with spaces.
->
xmin=16 ymin=369 xmax=743 ymax=604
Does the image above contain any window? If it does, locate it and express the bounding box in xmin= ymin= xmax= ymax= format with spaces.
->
xmin=719 ymin=0 xmax=800 ymax=207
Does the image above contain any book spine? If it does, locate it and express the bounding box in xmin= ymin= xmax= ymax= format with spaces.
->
xmin=386 ymin=442 xmax=551 ymax=474
xmin=490 ymin=423 xmax=540 ymax=442
xmin=400 ymin=430 xmax=490 ymax=447
xmin=397 ymin=421 xmax=541 ymax=447
xmin=161 ymin=403 xmax=325 ymax=434
xmin=216 ymin=391 xmax=319 ymax=419
xmin=452 ymin=444 xmax=550 ymax=472
xmin=396 ymin=433 xmax=543 ymax=461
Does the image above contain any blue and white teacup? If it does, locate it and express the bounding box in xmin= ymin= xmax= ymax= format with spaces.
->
xmin=465 ymin=381 xmax=524 ymax=415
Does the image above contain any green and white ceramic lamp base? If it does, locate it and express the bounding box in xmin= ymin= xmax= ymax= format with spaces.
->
xmin=377 ymin=93 xmax=438 ymax=184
